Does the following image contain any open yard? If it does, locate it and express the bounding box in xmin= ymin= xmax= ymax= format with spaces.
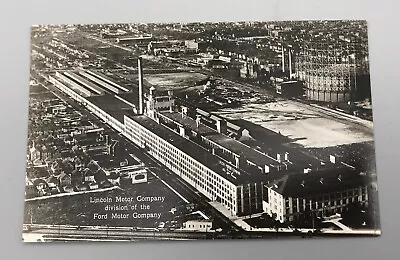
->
xmin=145 ymin=72 xmax=208 ymax=90
xmin=216 ymin=100 xmax=374 ymax=148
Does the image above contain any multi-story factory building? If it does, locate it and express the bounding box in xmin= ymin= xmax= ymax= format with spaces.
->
xmin=263 ymin=167 xmax=369 ymax=223
xmin=47 ymin=57 xmax=371 ymax=220
xmin=124 ymin=114 xmax=266 ymax=216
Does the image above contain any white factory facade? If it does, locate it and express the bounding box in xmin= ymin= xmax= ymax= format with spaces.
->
xmin=124 ymin=115 xmax=240 ymax=215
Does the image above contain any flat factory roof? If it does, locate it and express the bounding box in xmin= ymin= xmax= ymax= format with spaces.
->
xmin=86 ymin=94 xmax=135 ymax=123
xmin=206 ymin=133 xmax=278 ymax=167
xmin=160 ymin=111 xmax=278 ymax=167
xmin=127 ymin=114 xmax=269 ymax=185
xmin=160 ymin=111 xmax=217 ymax=136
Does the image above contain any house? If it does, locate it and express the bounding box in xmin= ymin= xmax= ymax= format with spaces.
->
xmin=50 ymin=186 xmax=61 ymax=195
xmin=108 ymin=175 xmax=120 ymax=186
xmin=61 ymin=160 xmax=74 ymax=175
xmin=184 ymin=40 xmax=199 ymax=51
xmin=182 ymin=219 xmax=213 ymax=232
xmin=101 ymin=180 xmax=113 ymax=189
xmin=58 ymin=172 xmax=72 ymax=186
xmin=73 ymin=157 xmax=84 ymax=170
xmin=88 ymin=182 xmax=99 ymax=190
xmin=46 ymin=175 xmax=59 ymax=189
xmin=27 ymin=166 xmax=49 ymax=180
xmin=33 ymin=179 xmax=50 ymax=196
xmin=83 ymin=168 xmax=95 ymax=183
xmin=147 ymin=41 xmax=172 ymax=55
xmin=32 ymin=158 xmax=46 ymax=167
xmin=71 ymin=169 xmax=83 ymax=186
xmin=207 ymin=59 xmax=228 ymax=69
xmin=94 ymin=169 xmax=108 ymax=184
xmin=25 ymin=185 xmax=37 ymax=198
xmin=63 ymin=185 xmax=74 ymax=193
xmin=64 ymin=135 xmax=75 ymax=145
xmin=75 ymin=183 xmax=90 ymax=192
xmin=50 ymin=159 xmax=63 ymax=175
xmin=46 ymin=104 xmax=67 ymax=114
xmin=127 ymin=169 xmax=148 ymax=184
xmin=28 ymin=145 xmax=41 ymax=163
xmin=87 ymin=160 xmax=101 ymax=173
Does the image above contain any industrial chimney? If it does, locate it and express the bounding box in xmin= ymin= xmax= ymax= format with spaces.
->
xmin=196 ymin=115 xmax=201 ymax=128
xmin=168 ymin=90 xmax=174 ymax=113
xmin=284 ymin=152 xmax=289 ymax=161
xmin=288 ymin=49 xmax=292 ymax=78
xmin=138 ymin=57 xmax=144 ymax=114
xmin=216 ymin=119 xmax=227 ymax=134
xmin=281 ymin=46 xmax=285 ymax=73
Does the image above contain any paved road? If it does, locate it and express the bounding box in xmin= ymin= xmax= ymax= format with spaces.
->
xmin=323 ymin=218 xmax=353 ymax=232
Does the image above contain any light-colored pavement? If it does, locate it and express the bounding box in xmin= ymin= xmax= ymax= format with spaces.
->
xmin=323 ymin=218 xmax=352 ymax=232
xmin=189 ymin=210 xmax=210 ymax=220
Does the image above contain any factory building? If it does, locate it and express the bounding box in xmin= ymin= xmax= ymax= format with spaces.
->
xmin=263 ymin=167 xmax=369 ymax=223
xmin=276 ymin=80 xmax=304 ymax=97
xmin=47 ymin=58 xmax=370 ymax=219
xmin=123 ymin=114 xmax=267 ymax=216
xmin=155 ymin=109 xmax=287 ymax=175
xmin=184 ymin=40 xmax=199 ymax=52
xmin=115 ymin=35 xmax=153 ymax=45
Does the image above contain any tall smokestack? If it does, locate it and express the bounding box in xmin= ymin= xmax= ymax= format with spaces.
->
xmin=288 ymin=48 xmax=292 ymax=78
xmin=281 ymin=46 xmax=285 ymax=73
xmin=138 ymin=57 xmax=144 ymax=114
xmin=168 ymin=90 xmax=173 ymax=113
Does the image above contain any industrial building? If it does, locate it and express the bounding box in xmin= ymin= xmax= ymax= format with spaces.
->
xmin=295 ymin=41 xmax=370 ymax=102
xmin=47 ymin=57 xmax=370 ymax=219
xmin=263 ymin=167 xmax=369 ymax=223
xmin=276 ymin=80 xmax=304 ymax=97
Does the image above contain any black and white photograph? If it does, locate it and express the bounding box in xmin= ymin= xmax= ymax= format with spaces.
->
xmin=23 ymin=20 xmax=380 ymax=242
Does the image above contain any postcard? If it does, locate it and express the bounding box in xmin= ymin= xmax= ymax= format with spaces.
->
xmin=23 ymin=20 xmax=380 ymax=242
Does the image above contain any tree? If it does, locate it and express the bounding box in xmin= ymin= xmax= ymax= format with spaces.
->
xmin=94 ymin=170 xmax=107 ymax=184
